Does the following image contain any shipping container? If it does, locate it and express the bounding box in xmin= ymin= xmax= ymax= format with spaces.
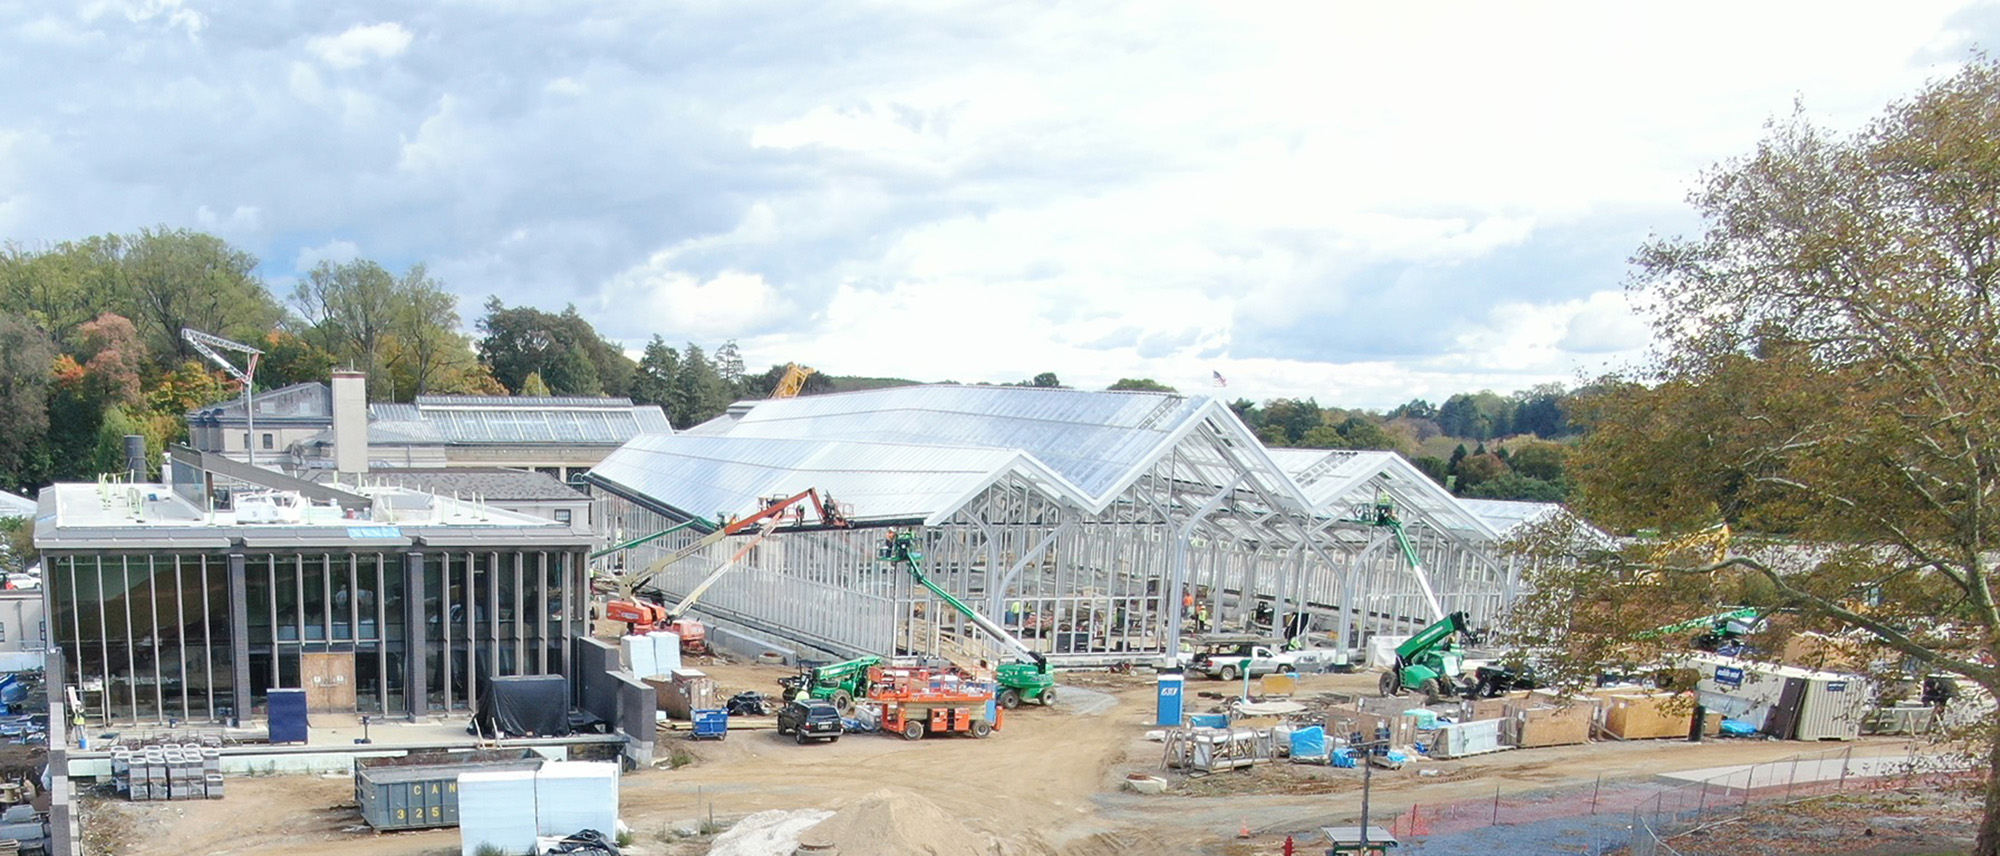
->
xmin=354 ymin=750 xmax=546 ymax=831
xmin=1683 ymin=654 xmax=1870 ymax=740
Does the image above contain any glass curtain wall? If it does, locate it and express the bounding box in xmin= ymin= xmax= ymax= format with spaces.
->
xmin=52 ymin=546 xmax=582 ymax=724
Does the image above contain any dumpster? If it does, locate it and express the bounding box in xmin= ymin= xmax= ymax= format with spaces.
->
xmin=691 ymin=709 xmax=728 ymax=740
xmin=355 ymin=750 xmax=546 ymax=830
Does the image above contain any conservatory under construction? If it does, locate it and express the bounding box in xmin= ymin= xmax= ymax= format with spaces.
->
xmin=586 ymin=385 xmax=1526 ymax=667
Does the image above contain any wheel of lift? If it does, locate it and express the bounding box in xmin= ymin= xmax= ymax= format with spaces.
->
xmin=970 ymin=719 xmax=993 ymax=738
xmin=1040 ymin=687 xmax=1057 ymax=707
xmin=901 ymin=719 xmax=925 ymax=741
xmin=998 ymin=688 xmax=1022 ymax=710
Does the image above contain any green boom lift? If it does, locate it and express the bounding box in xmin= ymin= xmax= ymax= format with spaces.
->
xmin=880 ymin=530 xmax=1057 ymax=709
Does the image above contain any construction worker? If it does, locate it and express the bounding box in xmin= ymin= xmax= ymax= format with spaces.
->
xmin=1195 ymin=603 xmax=1210 ymax=632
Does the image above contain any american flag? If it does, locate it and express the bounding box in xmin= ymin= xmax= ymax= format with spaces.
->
xmin=1211 ymin=371 xmax=1228 ymax=388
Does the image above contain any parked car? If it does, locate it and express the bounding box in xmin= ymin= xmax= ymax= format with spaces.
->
xmin=775 ymin=699 xmax=843 ymax=744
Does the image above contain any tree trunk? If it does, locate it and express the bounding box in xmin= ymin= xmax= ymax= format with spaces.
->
xmin=1979 ymin=729 xmax=2000 ymax=856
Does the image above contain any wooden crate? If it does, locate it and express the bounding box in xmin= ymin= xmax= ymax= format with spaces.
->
xmin=1502 ymin=702 xmax=1592 ymax=748
xmin=1603 ymin=692 xmax=1721 ymax=740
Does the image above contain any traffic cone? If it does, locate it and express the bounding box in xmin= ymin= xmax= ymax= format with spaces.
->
xmin=1238 ymin=819 xmax=1251 ymax=838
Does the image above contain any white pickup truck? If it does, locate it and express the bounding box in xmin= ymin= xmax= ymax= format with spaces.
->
xmin=1190 ymin=642 xmax=1299 ymax=681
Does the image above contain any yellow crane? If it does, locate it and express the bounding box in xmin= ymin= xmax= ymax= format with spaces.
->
xmin=772 ymin=363 xmax=816 ymax=398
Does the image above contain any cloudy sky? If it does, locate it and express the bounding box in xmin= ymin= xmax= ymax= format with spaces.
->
xmin=0 ymin=1 xmax=1991 ymax=407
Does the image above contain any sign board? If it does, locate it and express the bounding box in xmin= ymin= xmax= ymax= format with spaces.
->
xmin=1827 ymin=681 xmax=1847 ymax=693
xmin=348 ymin=526 xmax=403 ymax=539
xmin=1714 ymin=666 xmax=1745 ymax=689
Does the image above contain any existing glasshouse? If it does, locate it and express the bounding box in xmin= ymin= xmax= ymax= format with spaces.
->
xmin=586 ymin=385 xmax=1527 ymax=667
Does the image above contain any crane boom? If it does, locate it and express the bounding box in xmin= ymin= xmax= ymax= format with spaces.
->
xmin=182 ymin=327 xmax=265 ymax=467
xmin=881 ymin=530 xmax=1047 ymax=672
xmin=1347 ymin=495 xmax=1446 ymax=622
xmin=772 ymin=363 xmax=816 ymax=399
xmin=615 ymin=489 xmax=848 ymax=601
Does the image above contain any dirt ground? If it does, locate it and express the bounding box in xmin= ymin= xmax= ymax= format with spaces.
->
xmin=77 ymin=664 xmax=1938 ymax=856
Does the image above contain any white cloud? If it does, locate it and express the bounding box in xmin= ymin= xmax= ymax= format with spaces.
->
xmin=604 ymin=260 xmax=794 ymax=339
xmin=0 ymin=1 xmax=1990 ymax=408
xmin=307 ymin=22 xmax=412 ymax=70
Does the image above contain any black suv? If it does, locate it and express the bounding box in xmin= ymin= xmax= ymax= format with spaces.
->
xmin=776 ymin=699 xmax=843 ymax=744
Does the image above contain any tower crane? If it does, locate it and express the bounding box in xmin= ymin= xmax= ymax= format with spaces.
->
xmin=181 ymin=328 xmax=264 ymax=467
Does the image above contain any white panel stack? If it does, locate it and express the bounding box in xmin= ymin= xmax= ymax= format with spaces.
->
xmin=650 ymin=631 xmax=682 ymax=675
xmin=622 ymin=634 xmax=659 ymax=678
xmin=459 ymin=769 xmax=538 ymax=856
xmin=533 ymin=761 xmax=620 ymax=837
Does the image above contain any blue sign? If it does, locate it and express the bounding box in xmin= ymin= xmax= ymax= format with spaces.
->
xmin=1827 ymin=681 xmax=1847 ymax=693
xmin=347 ymin=526 xmax=403 ymax=539
xmin=1715 ymin=666 xmax=1745 ymax=689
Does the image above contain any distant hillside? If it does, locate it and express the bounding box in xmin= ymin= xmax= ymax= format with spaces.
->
xmin=823 ymin=375 xmax=925 ymax=393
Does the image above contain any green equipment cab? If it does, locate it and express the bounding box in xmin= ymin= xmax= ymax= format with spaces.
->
xmin=1379 ymin=611 xmax=1471 ymax=704
xmin=778 ymin=655 xmax=883 ymax=715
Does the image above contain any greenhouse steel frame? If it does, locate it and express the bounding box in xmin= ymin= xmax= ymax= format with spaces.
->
xmin=589 ymin=386 xmax=1519 ymax=666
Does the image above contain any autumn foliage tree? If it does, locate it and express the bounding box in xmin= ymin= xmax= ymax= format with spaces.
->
xmin=1513 ymin=60 xmax=2000 ymax=854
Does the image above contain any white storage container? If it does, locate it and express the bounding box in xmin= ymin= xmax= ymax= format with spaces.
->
xmin=533 ymin=761 xmax=620 ymax=837
xmin=459 ymin=769 xmax=538 ymax=856
xmin=622 ymin=635 xmax=659 ymax=678
xmin=650 ymin=631 xmax=682 ymax=675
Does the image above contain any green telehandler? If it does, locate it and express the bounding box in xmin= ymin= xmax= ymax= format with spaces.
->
xmin=1378 ymin=611 xmax=1472 ymax=704
xmin=879 ymin=530 xmax=1057 ymax=709
xmin=778 ymin=655 xmax=884 ymax=715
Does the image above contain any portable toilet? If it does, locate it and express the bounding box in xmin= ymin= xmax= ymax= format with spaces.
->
xmin=1156 ymin=673 xmax=1184 ymax=726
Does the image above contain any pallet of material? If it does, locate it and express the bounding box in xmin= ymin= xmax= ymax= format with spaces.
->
xmin=1603 ymin=692 xmax=1721 ymax=740
xmin=1431 ymin=718 xmax=1510 ymax=758
xmin=1324 ymin=706 xmax=1420 ymax=748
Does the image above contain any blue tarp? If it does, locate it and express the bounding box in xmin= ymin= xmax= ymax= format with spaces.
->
xmin=1187 ymin=713 xmax=1228 ymax=729
xmin=1290 ymin=725 xmax=1327 ymax=761
xmin=1719 ymin=718 xmax=1759 ymax=736
xmin=1330 ymin=747 xmax=1356 ymax=768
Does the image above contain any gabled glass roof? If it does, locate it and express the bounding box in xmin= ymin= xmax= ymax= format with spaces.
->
xmin=1265 ymin=448 xmax=1500 ymax=539
xmin=696 ymin=385 xmax=1240 ymax=500
xmin=589 ymin=434 xmax=1082 ymax=524
xmin=365 ymin=400 xmax=672 ymax=445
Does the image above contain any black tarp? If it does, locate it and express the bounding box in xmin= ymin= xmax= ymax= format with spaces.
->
xmin=472 ymin=675 xmax=572 ymax=738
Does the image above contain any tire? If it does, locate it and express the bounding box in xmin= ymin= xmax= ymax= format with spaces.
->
xmin=796 ymin=730 xmax=811 ymax=745
xmin=1379 ymin=671 xmax=1402 ymax=697
xmin=1040 ymin=688 xmax=1057 ymax=707
xmin=777 ymin=723 xmax=791 ymax=736
xmin=1279 ymin=664 xmax=1298 ymax=675
xmin=901 ymin=719 xmax=925 ymax=741
xmin=1417 ymin=678 xmax=1442 ymax=705
xmin=830 ymin=690 xmax=854 ymax=716
xmin=1219 ymin=665 xmax=1239 ymax=682
xmin=999 ymin=688 xmax=1023 ymax=710
xmin=970 ymin=719 xmax=993 ymax=738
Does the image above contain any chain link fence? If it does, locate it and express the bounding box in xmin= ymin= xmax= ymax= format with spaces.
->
xmin=1628 ymin=743 xmax=1969 ymax=855
xmin=1369 ymin=742 xmax=1963 ymax=854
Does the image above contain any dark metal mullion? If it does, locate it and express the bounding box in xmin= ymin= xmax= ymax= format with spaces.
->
xmin=442 ymin=554 xmax=453 ymax=711
xmin=512 ymin=551 xmax=524 ymax=677
xmin=173 ymin=555 xmax=188 ymax=722
xmin=200 ymin=555 xmax=214 ymax=722
xmin=375 ymin=555 xmax=388 ymax=714
xmin=536 ymin=552 xmax=549 ymax=674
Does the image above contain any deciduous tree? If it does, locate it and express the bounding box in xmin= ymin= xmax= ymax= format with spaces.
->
xmin=1514 ymin=61 xmax=2000 ymax=854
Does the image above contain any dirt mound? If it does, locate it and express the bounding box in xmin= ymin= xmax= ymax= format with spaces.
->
xmin=798 ymin=788 xmax=995 ymax=856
